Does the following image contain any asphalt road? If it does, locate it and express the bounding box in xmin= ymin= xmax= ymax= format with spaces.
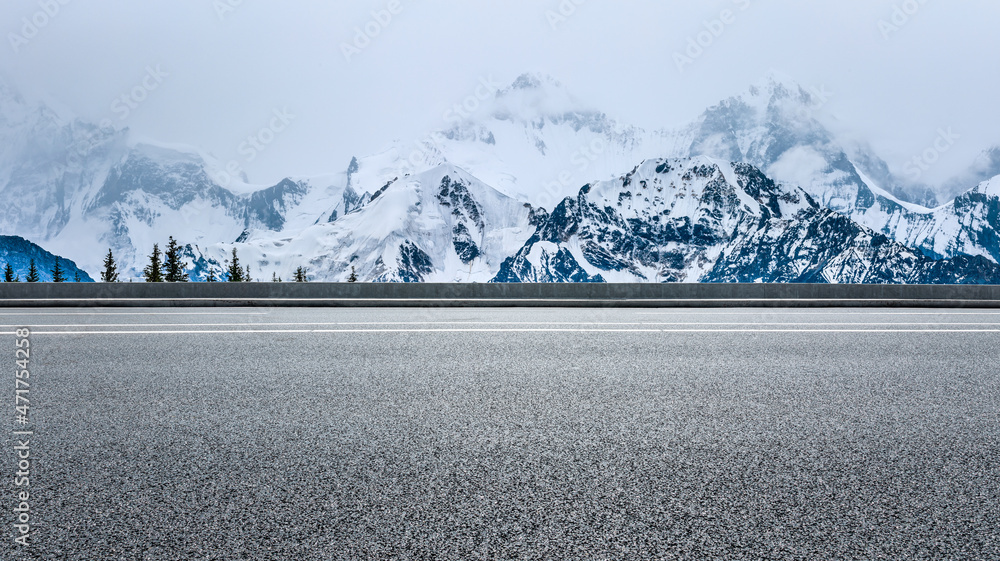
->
xmin=3 ymin=307 xmax=1000 ymax=560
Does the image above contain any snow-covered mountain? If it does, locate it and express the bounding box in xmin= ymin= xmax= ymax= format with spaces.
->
xmin=639 ymin=74 xmax=1000 ymax=273
xmin=494 ymin=158 xmax=999 ymax=284
xmin=327 ymin=74 xmax=674 ymax=211
xmin=344 ymin=73 xmax=1000 ymax=277
xmin=670 ymin=74 xmax=932 ymax=212
xmin=0 ymin=79 xmax=126 ymax=241
xmin=0 ymin=78 xmax=364 ymax=279
xmin=191 ymin=165 xmax=536 ymax=282
xmin=846 ymin=175 xmax=1000 ymax=265
xmin=2 ymin=72 xmax=1000 ymax=284
xmin=939 ymin=146 xmax=1000 ymax=202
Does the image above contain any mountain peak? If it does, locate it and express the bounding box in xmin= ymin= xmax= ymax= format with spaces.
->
xmin=735 ymin=71 xmax=831 ymax=117
xmin=0 ymin=74 xmax=21 ymax=102
xmin=505 ymin=73 xmax=563 ymax=92
xmin=487 ymin=72 xmax=595 ymax=125
xmin=756 ymin=70 xmax=805 ymax=94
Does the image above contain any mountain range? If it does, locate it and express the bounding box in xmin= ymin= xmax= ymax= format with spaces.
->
xmin=1 ymin=72 xmax=999 ymax=284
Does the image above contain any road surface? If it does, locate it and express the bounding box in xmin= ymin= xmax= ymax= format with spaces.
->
xmin=3 ymin=307 xmax=999 ymax=559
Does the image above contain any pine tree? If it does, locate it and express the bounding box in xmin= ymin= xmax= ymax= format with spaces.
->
xmin=163 ymin=237 xmax=190 ymax=282
xmin=101 ymin=249 xmax=119 ymax=282
xmin=51 ymin=258 xmax=66 ymax=282
xmin=206 ymin=268 xmax=217 ymax=283
xmin=73 ymin=271 xmax=82 ymax=282
xmin=143 ymin=244 xmax=164 ymax=282
xmin=348 ymin=266 xmax=358 ymax=283
xmin=3 ymin=263 xmax=17 ymax=282
xmin=26 ymin=260 xmax=40 ymax=283
xmin=226 ymin=248 xmax=244 ymax=282
xmin=294 ymin=266 xmax=308 ymax=283
xmin=271 ymin=272 xmax=281 ymax=282
xmin=245 ymin=265 xmax=252 ymax=283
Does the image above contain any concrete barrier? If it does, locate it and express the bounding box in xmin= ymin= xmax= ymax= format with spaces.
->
xmin=2 ymin=283 xmax=1000 ymax=307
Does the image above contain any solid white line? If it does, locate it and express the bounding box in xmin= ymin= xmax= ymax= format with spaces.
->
xmin=7 ymin=321 xmax=1000 ymax=329
xmin=0 ymin=312 xmax=270 ymax=316
xmin=636 ymin=308 xmax=1000 ymax=316
xmin=4 ymin=328 xmax=696 ymax=335
xmin=635 ymin=311 xmax=1000 ymax=315
xmin=10 ymin=328 xmax=1000 ymax=335
xmin=4 ymin=309 xmax=999 ymax=316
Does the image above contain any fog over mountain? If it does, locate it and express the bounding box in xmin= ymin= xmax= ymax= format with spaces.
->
xmin=2 ymin=1 xmax=998 ymax=191
xmin=3 ymin=69 xmax=1000 ymax=285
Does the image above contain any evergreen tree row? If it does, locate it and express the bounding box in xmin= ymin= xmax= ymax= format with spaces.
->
xmin=139 ymin=243 xmax=254 ymax=283
xmin=102 ymin=242 xmax=356 ymax=283
xmin=2 ymin=244 xmax=357 ymax=284
xmin=1 ymin=258 xmax=82 ymax=282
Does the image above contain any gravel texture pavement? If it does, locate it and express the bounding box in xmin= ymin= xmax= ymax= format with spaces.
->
xmin=2 ymin=308 xmax=999 ymax=560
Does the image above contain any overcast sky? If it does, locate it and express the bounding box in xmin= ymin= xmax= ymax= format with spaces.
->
xmin=3 ymin=0 xmax=998 ymax=186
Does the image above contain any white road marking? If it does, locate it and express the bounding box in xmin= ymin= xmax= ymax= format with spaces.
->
xmin=0 ymin=311 xmax=270 ymax=316
xmin=5 ymin=321 xmax=1000 ymax=329
xmin=4 ymin=309 xmax=1000 ymax=317
xmin=7 ymin=328 xmax=1000 ymax=335
xmin=636 ymin=311 xmax=1000 ymax=315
